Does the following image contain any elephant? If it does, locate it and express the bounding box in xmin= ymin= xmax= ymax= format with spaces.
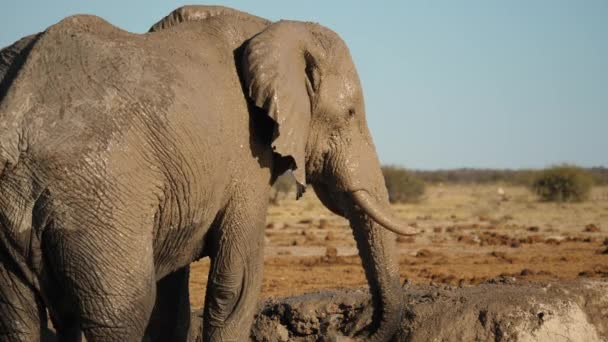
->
xmin=0 ymin=5 xmax=415 ymax=342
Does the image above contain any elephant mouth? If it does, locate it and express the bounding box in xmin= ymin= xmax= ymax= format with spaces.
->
xmin=351 ymin=190 xmax=417 ymax=236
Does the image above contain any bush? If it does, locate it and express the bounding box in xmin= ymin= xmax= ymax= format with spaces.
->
xmin=382 ymin=166 xmax=426 ymax=203
xmin=590 ymin=167 xmax=608 ymax=185
xmin=530 ymin=165 xmax=594 ymax=202
xmin=269 ymin=172 xmax=295 ymax=205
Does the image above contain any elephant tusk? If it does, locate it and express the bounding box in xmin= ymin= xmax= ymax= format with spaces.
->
xmin=352 ymin=190 xmax=417 ymax=236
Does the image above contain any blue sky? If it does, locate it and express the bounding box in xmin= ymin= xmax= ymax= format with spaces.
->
xmin=1 ymin=1 xmax=606 ymax=169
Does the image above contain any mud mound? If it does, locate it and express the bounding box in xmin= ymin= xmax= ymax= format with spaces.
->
xmin=43 ymin=280 xmax=607 ymax=341
xmin=239 ymin=279 xmax=607 ymax=341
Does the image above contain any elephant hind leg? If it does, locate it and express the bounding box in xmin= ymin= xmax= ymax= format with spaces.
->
xmin=0 ymin=261 xmax=46 ymax=342
xmin=56 ymin=256 xmax=157 ymax=342
xmin=43 ymin=225 xmax=157 ymax=342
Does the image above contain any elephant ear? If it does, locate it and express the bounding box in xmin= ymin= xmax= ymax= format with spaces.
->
xmin=242 ymin=21 xmax=320 ymax=195
xmin=148 ymin=5 xmax=270 ymax=32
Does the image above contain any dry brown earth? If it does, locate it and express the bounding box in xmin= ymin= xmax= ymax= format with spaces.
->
xmin=189 ymin=185 xmax=608 ymax=308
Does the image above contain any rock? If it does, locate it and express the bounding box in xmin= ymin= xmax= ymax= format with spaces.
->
xmin=457 ymin=234 xmax=479 ymax=245
xmin=510 ymin=239 xmax=521 ymax=248
xmin=585 ymin=224 xmax=601 ymax=233
xmin=276 ymin=323 xmax=289 ymax=341
xmin=397 ymin=236 xmax=415 ymax=243
xmin=520 ymin=268 xmax=535 ymax=276
xmin=545 ymin=238 xmax=562 ymax=245
xmin=523 ymin=235 xmax=544 ymax=244
xmin=304 ymin=231 xmax=317 ymax=243
xmin=416 ymin=249 xmax=433 ymax=258
xmin=325 ymin=247 xmax=338 ymax=262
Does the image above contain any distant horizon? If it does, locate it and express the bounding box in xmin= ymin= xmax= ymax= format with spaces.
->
xmin=1 ymin=1 xmax=606 ymax=169
xmin=386 ymin=165 xmax=608 ymax=171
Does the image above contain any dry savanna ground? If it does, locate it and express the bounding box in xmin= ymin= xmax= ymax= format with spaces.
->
xmin=189 ymin=184 xmax=608 ymax=309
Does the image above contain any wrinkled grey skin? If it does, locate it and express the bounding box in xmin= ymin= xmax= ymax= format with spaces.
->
xmin=0 ymin=5 xmax=414 ymax=342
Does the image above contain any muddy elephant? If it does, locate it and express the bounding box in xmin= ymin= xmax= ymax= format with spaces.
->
xmin=0 ymin=5 xmax=415 ymax=342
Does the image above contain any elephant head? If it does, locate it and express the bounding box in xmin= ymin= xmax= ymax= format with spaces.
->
xmin=242 ymin=21 xmax=416 ymax=340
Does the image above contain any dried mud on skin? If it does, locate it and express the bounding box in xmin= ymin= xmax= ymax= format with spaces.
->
xmin=193 ymin=279 xmax=607 ymax=341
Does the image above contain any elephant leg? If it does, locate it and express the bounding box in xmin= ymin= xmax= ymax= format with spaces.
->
xmin=52 ymin=320 xmax=82 ymax=342
xmin=44 ymin=226 xmax=157 ymax=342
xmin=70 ymin=256 xmax=156 ymax=342
xmin=202 ymin=221 xmax=265 ymax=341
xmin=0 ymin=262 xmax=46 ymax=342
xmin=145 ymin=266 xmax=191 ymax=342
xmin=47 ymin=293 xmax=83 ymax=341
xmin=77 ymin=281 xmax=156 ymax=342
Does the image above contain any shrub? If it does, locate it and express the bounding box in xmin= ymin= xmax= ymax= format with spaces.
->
xmin=530 ymin=165 xmax=594 ymax=202
xmin=269 ymin=172 xmax=295 ymax=205
xmin=590 ymin=167 xmax=608 ymax=185
xmin=382 ymin=166 xmax=426 ymax=203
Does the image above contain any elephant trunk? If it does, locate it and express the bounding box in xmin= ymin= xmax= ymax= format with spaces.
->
xmin=312 ymin=133 xmax=410 ymax=340
xmin=349 ymin=211 xmax=404 ymax=341
xmin=346 ymin=165 xmax=405 ymax=340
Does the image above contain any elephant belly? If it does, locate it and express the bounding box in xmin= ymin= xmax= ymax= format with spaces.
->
xmin=151 ymin=198 xmax=218 ymax=280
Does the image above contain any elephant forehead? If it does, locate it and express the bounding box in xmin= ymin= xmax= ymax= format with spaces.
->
xmin=323 ymin=75 xmax=359 ymax=104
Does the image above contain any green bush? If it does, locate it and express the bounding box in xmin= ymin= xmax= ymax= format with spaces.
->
xmin=382 ymin=166 xmax=426 ymax=203
xmin=530 ymin=165 xmax=594 ymax=202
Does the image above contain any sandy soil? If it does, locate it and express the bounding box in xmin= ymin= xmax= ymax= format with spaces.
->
xmin=188 ymin=185 xmax=608 ymax=308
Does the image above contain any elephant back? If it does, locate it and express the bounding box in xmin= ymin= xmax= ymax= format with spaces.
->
xmin=148 ymin=5 xmax=270 ymax=33
xmin=0 ymin=34 xmax=42 ymax=177
xmin=0 ymin=34 xmax=41 ymax=102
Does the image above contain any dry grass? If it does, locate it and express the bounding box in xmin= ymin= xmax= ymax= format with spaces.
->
xmin=188 ymin=185 xmax=608 ymax=308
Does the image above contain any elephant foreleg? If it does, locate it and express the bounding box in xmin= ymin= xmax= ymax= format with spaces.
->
xmin=145 ymin=266 xmax=191 ymax=342
xmin=202 ymin=217 xmax=265 ymax=341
